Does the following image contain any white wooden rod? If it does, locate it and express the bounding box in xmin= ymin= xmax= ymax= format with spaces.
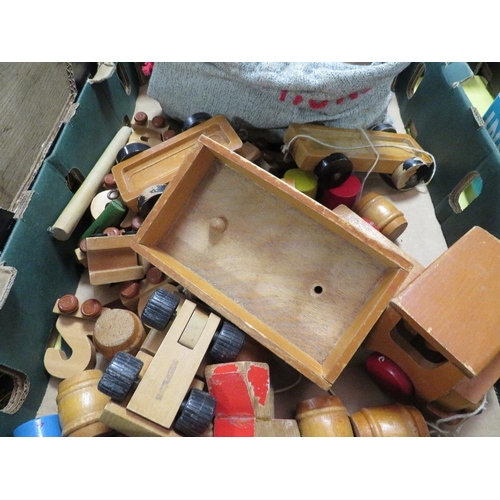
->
xmin=49 ymin=126 xmax=132 ymax=241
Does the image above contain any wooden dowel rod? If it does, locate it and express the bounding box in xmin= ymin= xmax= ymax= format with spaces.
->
xmin=49 ymin=126 xmax=132 ymax=241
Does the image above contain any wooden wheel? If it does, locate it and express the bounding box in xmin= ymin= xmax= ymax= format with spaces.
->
xmin=313 ymin=152 xmax=353 ymax=190
xmin=384 ymin=157 xmax=434 ymax=190
xmin=174 ymin=388 xmax=216 ymax=437
xmin=97 ymin=351 xmax=143 ymax=402
xmin=140 ymin=288 xmax=180 ymax=331
xmin=209 ymin=321 xmax=246 ymax=362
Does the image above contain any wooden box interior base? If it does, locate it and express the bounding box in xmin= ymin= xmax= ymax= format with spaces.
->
xmin=133 ymin=136 xmax=412 ymax=390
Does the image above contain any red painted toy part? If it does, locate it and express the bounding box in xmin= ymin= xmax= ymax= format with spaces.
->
xmin=366 ymin=352 xmax=414 ymax=399
xmin=207 ymin=363 xmax=270 ymax=418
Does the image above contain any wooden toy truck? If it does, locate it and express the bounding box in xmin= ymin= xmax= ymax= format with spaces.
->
xmin=130 ymin=134 xmax=415 ymax=392
xmin=97 ymin=288 xmax=246 ymax=436
xmin=363 ymin=226 xmax=500 ymax=419
xmin=282 ymin=123 xmax=435 ymax=191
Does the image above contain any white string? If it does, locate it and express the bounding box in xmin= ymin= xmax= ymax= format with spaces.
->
xmin=281 ymin=131 xmax=437 ymax=194
xmin=426 ymin=393 xmax=488 ymax=437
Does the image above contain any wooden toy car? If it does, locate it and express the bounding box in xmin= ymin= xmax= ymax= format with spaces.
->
xmin=97 ymin=288 xmax=246 ymax=436
xmin=282 ymin=123 xmax=435 ymax=191
xmin=131 ymin=135 xmax=415 ymax=391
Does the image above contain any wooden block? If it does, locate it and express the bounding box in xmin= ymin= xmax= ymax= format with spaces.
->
xmin=101 ymin=371 xmax=208 ymax=436
xmin=205 ymin=361 xmax=274 ymax=419
xmin=213 ymin=417 xmax=300 ymax=437
xmin=44 ymin=315 xmax=96 ymax=380
xmin=86 ymin=234 xmax=145 ymax=286
xmin=100 ymin=400 xmax=182 ymax=437
xmin=112 ymin=115 xmax=243 ymax=212
xmin=238 ymin=141 xmax=261 ymax=162
xmin=353 ymin=192 xmax=408 ymax=241
xmin=131 ymin=135 xmax=414 ymax=390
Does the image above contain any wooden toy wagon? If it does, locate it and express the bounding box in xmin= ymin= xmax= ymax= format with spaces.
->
xmin=282 ymin=123 xmax=435 ymax=191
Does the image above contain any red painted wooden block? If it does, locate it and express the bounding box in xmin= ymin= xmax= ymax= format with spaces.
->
xmin=214 ymin=417 xmax=255 ymax=437
xmin=319 ymin=174 xmax=362 ymax=210
xmin=205 ymin=361 xmax=273 ymax=419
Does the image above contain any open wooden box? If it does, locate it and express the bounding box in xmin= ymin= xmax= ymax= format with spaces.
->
xmin=132 ymin=135 xmax=414 ymax=390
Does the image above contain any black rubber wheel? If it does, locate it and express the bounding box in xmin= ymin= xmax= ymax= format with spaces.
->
xmin=313 ymin=153 xmax=353 ymax=190
xmin=97 ymin=351 xmax=144 ymax=402
xmin=182 ymin=112 xmax=213 ymax=131
xmin=141 ymin=288 xmax=180 ymax=330
xmin=209 ymin=321 xmax=246 ymax=362
xmin=368 ymin=122 xmax=397 ymax=133
xmin=116 ymin=142 xmax=150 ymax=163
xmin=382 ymin=157 xmax=434 ymax=190
xmin=137 ymin=183 xmax=167 ymax=218
xmin=173 ymin=388 xmax=216 ymax=437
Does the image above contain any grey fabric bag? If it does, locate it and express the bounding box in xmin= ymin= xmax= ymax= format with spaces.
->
xmin=147 ymin=62 xmax=411 ymax=142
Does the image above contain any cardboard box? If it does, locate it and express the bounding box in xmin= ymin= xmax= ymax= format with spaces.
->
xmin=394 ymin=62 xmax=500 ymax=246
xmin=0 ymin=63 xmax=139 ymax=436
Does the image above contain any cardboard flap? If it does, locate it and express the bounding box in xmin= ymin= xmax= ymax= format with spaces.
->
xmin=0 ymin=265 xmax=17 ymax=310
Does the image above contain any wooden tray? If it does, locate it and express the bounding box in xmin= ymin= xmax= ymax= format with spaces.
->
xmin=112 ymin=115 xmax=242 ymax=212
xmin=132 ymin=136 xmax=414 ymax=390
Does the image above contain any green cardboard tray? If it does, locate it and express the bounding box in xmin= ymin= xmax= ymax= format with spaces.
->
xmin=394 ymin=62 xmax=500 ymax=246
xmin=0 ymin=63 xmax=139 ymax=436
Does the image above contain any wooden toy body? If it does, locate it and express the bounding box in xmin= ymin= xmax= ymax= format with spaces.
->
xmin=99 ymin=298 xmax=219 ymax=435
xmin=364 ymin=226 xmax=500 ymax=415
xmin=283 ymin=123 xmax=433 ymax=174
xmin=129 ymin=112 xmax=171 ymax=148
xmin=112 ymin=115 xmax=243 ymax=212
xmin=126 ymin=299 xmax=220 ymax=429
xmin=131 ymin=135 xmax=414 ymax=391
xmin=86 ymin=234 xmax=145 ymax=286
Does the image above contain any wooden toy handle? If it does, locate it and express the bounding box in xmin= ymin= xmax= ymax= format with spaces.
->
xmin=49 ymin=126 xmax=132 ymax=241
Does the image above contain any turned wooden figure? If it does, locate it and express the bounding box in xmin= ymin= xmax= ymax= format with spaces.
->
xmin=349 ymin=403 xmax=430 ymax=437
xmin=295 ymin=395 xmax=353 ymax=437
xmin=56 ymin=369 xmax=112 ymax=437
xmin=353 ymin=192 xmax=408 ymax=241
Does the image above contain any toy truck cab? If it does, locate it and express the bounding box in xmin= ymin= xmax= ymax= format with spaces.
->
xmin=98 ymin=288 xmax=245 ymax=436
xmin=282 ymin=123 xmax=435 ymax=191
